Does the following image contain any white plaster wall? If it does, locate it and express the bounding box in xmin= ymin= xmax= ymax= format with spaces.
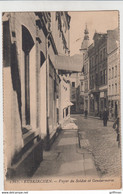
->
xmin=4 ymin=67 xmax=13 ymax=168
xmin=4 ymin=67 xmax=23 ymax=168
xmin=59 ymin=76 xmax=70 ymax=125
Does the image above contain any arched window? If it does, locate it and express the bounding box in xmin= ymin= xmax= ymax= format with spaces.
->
xmin=22 ymin=25 xmax=34 ymax=125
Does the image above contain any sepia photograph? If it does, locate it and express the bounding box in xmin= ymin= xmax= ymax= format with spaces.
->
xmin=2 ymin=10 xmax=121 ymax=190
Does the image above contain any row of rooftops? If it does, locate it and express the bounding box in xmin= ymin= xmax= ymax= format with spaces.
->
xmin=88 ymin=28 xmax=119 ymax=54
xmin=55 ymin=27 xmax=119 ymax=73
xmin=2 ymin=12 xmax=118 ymax=74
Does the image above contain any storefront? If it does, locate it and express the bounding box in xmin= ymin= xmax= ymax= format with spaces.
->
xmin=108 ymin=99 xmax=119 ymax=120
xmin=89 ymin=93 xmax=94 ymax=114
xmin=99 ymin=90 xmax=108 ymax=118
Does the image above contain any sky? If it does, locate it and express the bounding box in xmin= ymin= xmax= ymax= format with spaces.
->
xmin=69 ymin=11 xmax=119 ymax=56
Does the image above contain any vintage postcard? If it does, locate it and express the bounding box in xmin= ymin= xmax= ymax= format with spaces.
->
xmin=3 ymin=10 xmax=121 ymax=190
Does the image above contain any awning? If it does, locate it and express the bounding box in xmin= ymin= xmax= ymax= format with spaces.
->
xmin=54 ymin=54 xmax=83 ymax=72
xmin=62 ymin=100 xmax=74 ymax=109
xmin=67 ymin=101 xmax=74 ymax=106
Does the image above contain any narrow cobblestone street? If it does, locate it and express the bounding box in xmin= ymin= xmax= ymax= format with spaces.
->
xmin=73 ymin=114 xmax=121 ymax=178
xmin=33 ymin=115 xmax=121 ymax=178
xmin=3 ymin=11 xmax=121 ymax=191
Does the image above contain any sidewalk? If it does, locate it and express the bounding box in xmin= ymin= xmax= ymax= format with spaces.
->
xmin=33 ymin=118 xmax=99 ymax=178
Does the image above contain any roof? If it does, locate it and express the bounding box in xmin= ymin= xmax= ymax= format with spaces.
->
xmin=81 ymin=39 xmax=89 ymax=50
xmin=93 ymin=32 xmax=107 ymax=41
xmin=54 ymin=54 xmax=83 ymax=72
xmin=107 ymin=28 xmax=119 ymax=54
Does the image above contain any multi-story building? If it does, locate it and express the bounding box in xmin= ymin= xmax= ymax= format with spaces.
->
xmin=3 ymin=12 xmax=44 ymax=178
xmin=83 ymin=51 xmax=90 ymax=112
xmin=68 ymin=72 xmax=85 ymax=114
xmin=54 ymin=53 xmax=83 ymax=114
xmin=68 ymin=26 xmax=90 ymax=114
xmin=107 ymin=28 xmax=120 ymax=120
xmin=3 ymin=11 xmax=71 ymax=178
xmin=59 ymin=76 xmax=71 ymax=126
xmin=81 ymin=25 xmax=90 ymax=113
xmin=88 ymin=32 xmax=108 ymax=117
xmin=69 ymin=73 xmax=81 ymax=113
xmin=45 ymin=12 xmax=71 ymax=148
xmin=55 ymin=54 xmax=83 ymax=114
xmin=78 ymin=73 xmax=85 ymax=113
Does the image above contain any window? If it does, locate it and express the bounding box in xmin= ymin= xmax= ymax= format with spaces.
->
xmin=92 ymin=57 xmax=94 ymax=67
xmin=86 ymin=81 xmax=88 ymax=91
xmin=91 ymin=76 xmax=92 ymax=88
xmin=92 ymin=76 xmax=94 ymax=88
xmin=100 ymin=71 xmax=103 ymax=85
xmin=66 ymin=108 xmax=68 ymax=116
xmin=91 ymin=58 xmax=92 ymax=68
xmin=115 ymin=66 xmax=117 ymax=77
xmin=96 ymin=55 xmax=98 ymax=64
xmin=85 ymin=81 xmax=88 ymax=92
xmin=109 ymin=85 xmax=111 ymax=95
xmin=81 ymin=82 xmax=83 ymax=91
xmin=63 ymin=110 xmax=64 ymax=118
xmin=93 ymin=56 xmax=95 ymax=66
xmin=72 ymin=82 xmax=75 ymax=87
xmin=105 ymin=48 xmax=107 ymax=58
xmin=24 ymin=52 xmax=30 ymax=124
xmin=115 ymin=83 xmax=117 ymax=94
xmin=100 ymin=51 xmax=102 ymax=62
xmin=91 ymin=57 xmax=92 ymax=67
xmin=112 ymin=67 xmax=114 ymax=78
xmin=104 ymin=69 xmax=107 ymax=84
xmin=103 ymin=48 xmax=106 ymax=59
xmin=112 ymin=84 xmax=114 ymax=95
xmin=111 ymin=101 xmax=113 ymax=108
xmin=90 ymin=59 xmax=91 ymax=69
xmin=95 ymin=73 xmax=98 ymax=86
xmin=90 ymin=77 xmax=92 ymax=88
xmin=109 ymin=69 xmax=111 ymax=79
xmin=83 ymin=53 xmax=85 ymax=59
xmin=101 ymin=100 xmax=103 ymax=110
xmin=72 ymin=94 xmax=75 ymax=99
xmin=22 ymin=25 xmax=34 ymax=125
xmin=56 ymin=12 xmax=58 ymax=20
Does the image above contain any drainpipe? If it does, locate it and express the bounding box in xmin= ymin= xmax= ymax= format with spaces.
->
xmin=45 ymin=33 xmax=50 ymax=151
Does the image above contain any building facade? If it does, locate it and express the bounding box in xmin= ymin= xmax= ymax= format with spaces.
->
xmin=83 ymin=51 xmax=90 ymax=113
xmin=78 ymin=73 xmax=85 ymax=113
xmin=59 ymin=75 xmax=71 ymax=126
xmin=88 ymin=32 xmax=108 ymax=117
xmin=68 ymin=26 xmax=90 ymax=114
xmin=81 ymin=26 xmax=90 ymax=114
xmin=3 ymin=12 xmax=44 ymax=178
xmin=69 ymin=73 xmax=81 ymax=113
xmin=3 ymin=11 xmax=71 ymax=178
xmin=107 ymin=28 xmax=120 ymax=120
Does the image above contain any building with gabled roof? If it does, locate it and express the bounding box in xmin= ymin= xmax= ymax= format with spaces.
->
xmin=107 ymin=28 xmax=120 ymax=120
xmin=88 ymin=31 xmax=108 ymax=117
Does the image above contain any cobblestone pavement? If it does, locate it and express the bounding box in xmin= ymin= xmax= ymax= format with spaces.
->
xmin=72 ymin=114 xmax=121 ymax=178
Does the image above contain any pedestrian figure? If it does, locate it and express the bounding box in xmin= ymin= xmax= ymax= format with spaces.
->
xmin=113 ymin=116 xmax=120 ymax=148
xmin=103 ymin=108 xmax=108 ymax=126
xmin=84 ymin=109 xmax=88 ymax=119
